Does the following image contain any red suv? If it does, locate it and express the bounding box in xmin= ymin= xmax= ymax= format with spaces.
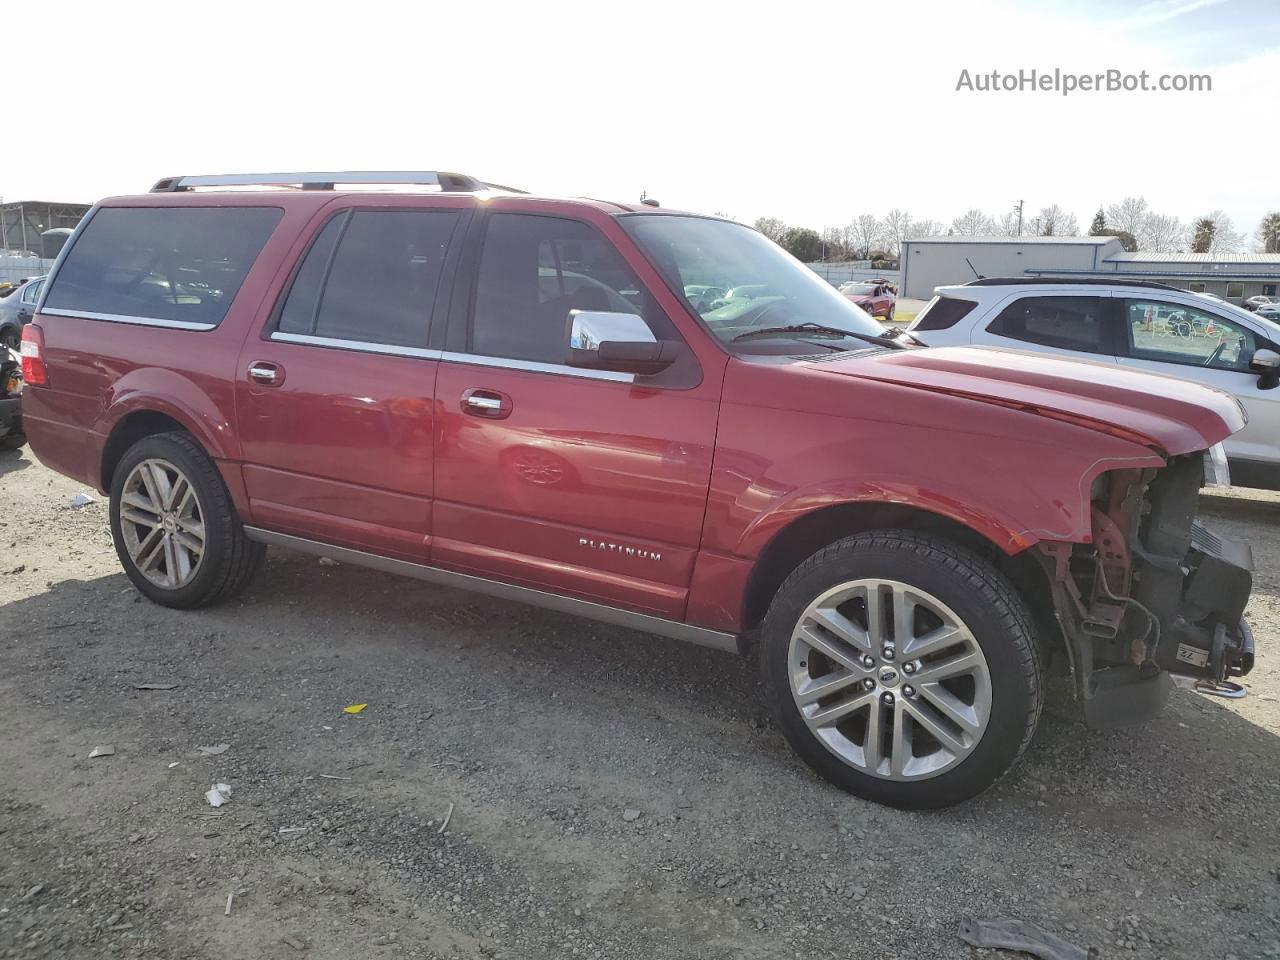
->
xmin=21 ymin=171 xmax=1255 ymax=808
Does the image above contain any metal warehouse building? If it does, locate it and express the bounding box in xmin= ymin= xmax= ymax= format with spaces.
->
xmin=900 ymin=235 xmax=1280 ymax=306
xmin=0 ymin=200 xmax=91 ymax=258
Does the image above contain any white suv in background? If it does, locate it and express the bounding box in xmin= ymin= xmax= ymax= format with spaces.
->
xmin=907 ymin=278 xmax=1280 ymax=489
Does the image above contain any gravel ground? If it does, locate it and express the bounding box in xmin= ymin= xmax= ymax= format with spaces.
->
xmin=1 ymin=446 xmax=1278 ymax=960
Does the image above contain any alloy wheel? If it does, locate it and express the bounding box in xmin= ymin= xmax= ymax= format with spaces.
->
xmin=788 ymin=578 xmax=992 ymax=781
xmin=118 ymin=458 xmax=206 ymax=589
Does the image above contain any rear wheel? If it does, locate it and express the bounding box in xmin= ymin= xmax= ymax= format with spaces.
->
xmin=761 ymin=531 xmax=1042 ymax=809
xmin=109 ymin=432 xmax=264 ymax=608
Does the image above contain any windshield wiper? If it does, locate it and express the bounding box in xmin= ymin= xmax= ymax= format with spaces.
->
xmin=731 ymin=322 xmax=903 ymax=349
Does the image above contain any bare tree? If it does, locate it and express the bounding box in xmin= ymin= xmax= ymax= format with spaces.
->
xmin=753 ymin=217 xmax=788 ymax=243
xmin=880 ymin=209 xmax=912 ymax=256
xmin=995 ymin=212 xmax=1022 ymax=237
xmin=907 ymin=218 xmax=945 ymax=240
xmin=1028 ymin=204 xmax=1080 ymax=237
xmin=819 ymin=226 xmax=847 ymax=260
xmin=1142 ymin=213 xmax=1185 ymax=253
xmin=846 ymin=214 xmax=883 ymax=260
xmin=1105 ymin=197 xmax=1150 ymax=239
xmin=950 ymin=209 xmax=997 ymax=236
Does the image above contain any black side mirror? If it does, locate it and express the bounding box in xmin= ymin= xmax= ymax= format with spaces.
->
xmin=1251 ymin=348 xmax=1280 ymax=389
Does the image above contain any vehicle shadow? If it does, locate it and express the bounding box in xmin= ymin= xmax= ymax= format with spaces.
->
xmin=0 ymin=445 xmax=30 ymax=478
xmin=1 ymin=555 xmax=1277 ymax=958
xmin=2 ymin=549 xmax=1276 ymax=822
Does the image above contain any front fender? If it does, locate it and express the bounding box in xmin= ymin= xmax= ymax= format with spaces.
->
xmin=703 ymin=369 xmax=1169 ymax=562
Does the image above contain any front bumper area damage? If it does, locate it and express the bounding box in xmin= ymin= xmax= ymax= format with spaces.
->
xmin=1036 ymin=453 xmax=1253 ymax=727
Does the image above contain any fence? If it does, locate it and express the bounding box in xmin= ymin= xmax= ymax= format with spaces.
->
xmin=805 ymin=261 xmax=902 ymax=287
xmin=0 ymin=257 xmax=55 ymax=286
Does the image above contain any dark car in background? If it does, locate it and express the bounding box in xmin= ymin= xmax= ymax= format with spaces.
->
xmin=0 ymin=275 xmax=46 ymax=349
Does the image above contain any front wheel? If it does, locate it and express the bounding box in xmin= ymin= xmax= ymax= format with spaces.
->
xmin=109 ymin=431 xmax=264 ymax=608
xmin=0 ymin=327 xmax=18 ymax=350
xmin=760 ymin=531 xmax=1042 ymax=809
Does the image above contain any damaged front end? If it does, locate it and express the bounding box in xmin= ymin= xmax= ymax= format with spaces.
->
xmin=1036 ymin=447 xmax=1254 ymax=726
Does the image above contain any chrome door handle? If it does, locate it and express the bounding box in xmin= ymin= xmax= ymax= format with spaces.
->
xmin=466 ymin=395 xmax=502 ymax=411
xmin=248 ymin=362 xmax=281 ymax=385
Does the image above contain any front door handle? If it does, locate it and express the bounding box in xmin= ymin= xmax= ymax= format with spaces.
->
xmin=461 ymin=388 xmax=512 ymax=419
xmin=248 ymin=361 xmax=283 ymax=386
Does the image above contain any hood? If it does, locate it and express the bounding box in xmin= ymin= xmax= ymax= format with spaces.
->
xmin=845 ymin=295 xmax=872 ymax=306
xmin=811 ymin=345 xmax=1245 ymax=456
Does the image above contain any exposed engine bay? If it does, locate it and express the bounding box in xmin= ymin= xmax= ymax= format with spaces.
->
xmin=1035 ymin=449 xmax=1254 ymax=725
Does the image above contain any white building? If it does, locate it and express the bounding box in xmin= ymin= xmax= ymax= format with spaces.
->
xmin=900 ymin=235 xmax=1280 ymax=305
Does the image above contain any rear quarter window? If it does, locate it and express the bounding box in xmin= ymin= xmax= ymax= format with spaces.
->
xmin=43 ymin=206 xmax=282 ymax=328
xmin=911 ymin=295 xmax=977 ymax=331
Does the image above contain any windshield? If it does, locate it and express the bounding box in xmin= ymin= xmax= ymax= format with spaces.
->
xmin=840 ymin=282 xmax=878 ymax=295
xmin=621 ymin=215 xmax=888 ymax=353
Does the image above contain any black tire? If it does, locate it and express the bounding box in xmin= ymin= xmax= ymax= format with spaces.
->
xmin=887 ymin=305 xmax=896 ymax=322
xmin=0 ymin=326 xmax=17 ymax=350
xmin=760 ymin=531 xmax=1042 ymax=809
xmin=0 ymin=431 xmax=25 ymax=451
xmin=109 ymin=431 xmax=264 ymax=608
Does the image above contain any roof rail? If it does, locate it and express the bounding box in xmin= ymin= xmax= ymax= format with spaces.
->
xmin=149 ymin=171 xmax=513 ymax=193
xmin=964 ymin=276 xmax=1184 ymax=292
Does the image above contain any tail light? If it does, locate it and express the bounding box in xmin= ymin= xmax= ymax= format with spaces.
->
xmin=20 ymin=324 xmax=47 ymax=386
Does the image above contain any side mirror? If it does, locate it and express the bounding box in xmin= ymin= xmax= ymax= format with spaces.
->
xmin=1252 ymin=348 xmax=1280 ymax=389
xmin=566 ymin=310 xmax=680 ymax=376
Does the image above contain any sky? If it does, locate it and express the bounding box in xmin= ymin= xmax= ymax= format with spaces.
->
xmin=4 ymin=0 xmax=1278 ymax=241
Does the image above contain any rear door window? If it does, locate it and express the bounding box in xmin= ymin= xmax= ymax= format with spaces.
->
xmin=276 ymin=209 xmax=462 ymax=348
xmin=986 ymin=295 xmax=1111 ymax=354
xmin=43 ymin=207 xmax=282 ymax=328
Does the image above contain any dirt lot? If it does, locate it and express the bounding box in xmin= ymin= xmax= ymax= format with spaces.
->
xmin=1 ymin=447 xmax=1278 ymax=960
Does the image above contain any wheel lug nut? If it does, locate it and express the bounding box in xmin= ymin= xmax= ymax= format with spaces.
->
xmin=881 ymin=692 xmax=895 ymax=705
xmin=861 ymin=654 xmax=875 ymax=669
xmin=902 ymin=662 xmax=916 ymax=675
xmin=903 ymin=685 xmax=915 ymax=698
xmin=862 ymin=678 xmax=876 ymax=691
xmin=881 ymin=645 xmax=895 ymax=661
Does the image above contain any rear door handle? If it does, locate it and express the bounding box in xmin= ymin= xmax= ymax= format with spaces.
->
xmin=248 ymin=361 xmax=283 ymax=386
xmin=461 ymin=388 xmax=512 ymax=419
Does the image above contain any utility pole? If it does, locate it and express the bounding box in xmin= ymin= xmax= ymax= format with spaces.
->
xmin=1014 ymin=199 xmax=1024 ymax=237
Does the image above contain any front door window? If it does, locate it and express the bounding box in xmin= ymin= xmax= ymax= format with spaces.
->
xmin=1124 ymin=300 xmax=1256 ymax=371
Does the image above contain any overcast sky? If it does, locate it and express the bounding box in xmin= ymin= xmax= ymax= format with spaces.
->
xmin=6 ymin=0 xmax=1277 ymax=240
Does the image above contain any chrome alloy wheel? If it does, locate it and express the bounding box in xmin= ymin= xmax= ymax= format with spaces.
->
xmin=788 ymin=579 xmax=992 ymax=781
xmin=118 ymin=458 xmax=206 ymax=590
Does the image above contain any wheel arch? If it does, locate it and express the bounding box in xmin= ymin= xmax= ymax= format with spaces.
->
xmin=100 ymin=409 xmax=206 ymax=491
xmin=739 ymin=501 xmax=1059 ymax=660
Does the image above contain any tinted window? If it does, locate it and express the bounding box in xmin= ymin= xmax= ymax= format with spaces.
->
xmin=987 ymin=296 xmax=1109 ymax=354
xmin=278 ymin=215 xmax=343 ymax=335
xmin=912 ymin=295 xmax=977 ymax=331
xmin=20 ymin=279 xmax=43 ymax=305
xmin=278 ymin=210 xmax=461 ymax=347
xmin=44 ymin=207 xmax=281 ymax=327
xmin=1125 ymin=299 xmax=1257 ymax=371
xmin=471 ymin=214 xmax=668 ymax=363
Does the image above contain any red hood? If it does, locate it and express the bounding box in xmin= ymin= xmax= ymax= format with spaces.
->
xmin=814 ymin=345 xmax=1245 ymax=456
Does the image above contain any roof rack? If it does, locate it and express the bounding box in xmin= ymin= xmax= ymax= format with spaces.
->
xmin=965 ymin=276 xmax=1183 ymax=292
xmin=149 ymin=171 xmax=519 ymax=193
